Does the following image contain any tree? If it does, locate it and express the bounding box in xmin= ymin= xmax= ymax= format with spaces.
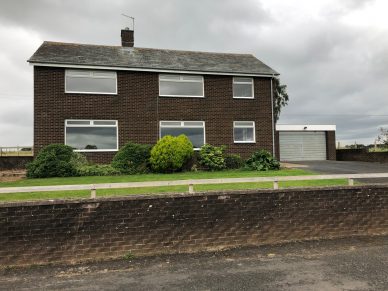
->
xmin=377 ymin=127 xmax=388 ymax=145
xmin=273 ymin=77 xmax=289 ymax=122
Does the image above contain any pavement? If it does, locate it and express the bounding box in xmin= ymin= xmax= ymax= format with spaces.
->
xmin=286 ymin=160 xmax=388 ymax=184
xmin=1 ymin=236 xmax=388 ymax=291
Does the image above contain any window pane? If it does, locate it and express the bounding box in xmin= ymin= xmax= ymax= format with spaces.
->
xmin=92 ymin=71 xmax=116 ymax=78
xmin=234 ymin=127 xmax=254 ymax=142
xmin=160 ymin=121 xmax=182 ymax=127
xmin=233 ymin=83 xmax=253 ymax=97
xmin=234 ymin=121 xmax=254 ymax=127
xmin=160 ymin=80 xmax=203 ymax=96
xmin=159 ymin=74 xmax=181 ymax=81
xmin=181 ymin=75 xmax=202 ymax=82
xmin=93 ymin=121 xmax=116 ymax=125
xmin=66 ymin=127 xmax=117 ymax=150
xmin=234 ymin=77 xmax=252 ymax=83
xmin=161 ymin=127 xmax=204 ymax=148
xmin=66 ymin=120 xmax=91 ymax=125
xmin=183 ymin=121 xmax=204 ymax=127
xmin=67 ymin=70 xmax=91 ymax=77
xmin=66 ymin=75 xmax=116 ymax=93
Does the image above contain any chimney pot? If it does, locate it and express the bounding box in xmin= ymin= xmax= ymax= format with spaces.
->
xmin=121 ymin=29 xmax=134 ymax=47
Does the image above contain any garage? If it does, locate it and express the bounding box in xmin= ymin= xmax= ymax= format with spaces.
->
xmin=276 ymin=125 xmax=336 ymax=162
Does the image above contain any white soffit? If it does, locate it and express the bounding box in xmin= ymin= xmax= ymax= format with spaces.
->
xmin=276 ymin=124 xmax=336 ymax=131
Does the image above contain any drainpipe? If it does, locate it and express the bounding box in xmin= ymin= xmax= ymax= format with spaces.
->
xmin=270 ymin=74 xmax=275 ymax=157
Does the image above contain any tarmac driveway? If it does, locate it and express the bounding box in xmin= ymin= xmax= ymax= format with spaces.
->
xmin=288 ymin=160 xmax=388 ymax=183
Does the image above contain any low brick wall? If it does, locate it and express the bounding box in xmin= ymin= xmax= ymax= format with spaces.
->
xmin=337 ymin=149 xmax=388 ymax=163
xmin=0 ymin=157 xmax=33 ymax=170
xmin=1 ymin=186 xmax=388 ymax=266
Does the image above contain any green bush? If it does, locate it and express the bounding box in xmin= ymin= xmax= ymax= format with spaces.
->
xmin=69 ymin=152 xmax=88 ymax=169
xmin=198 ymin=144 xmax=226 ymax=171
xmin=225 ymin=154 xmax=244 ymax=169
xmin=27 ymin=144 xmax=78 ymax=178
xmin=112 ymin=142 xmax=152 ymax=174
xmin=76 ymin=164 xmax=121 ymax=176
xmin=150 ymin=135 xmax=194 ymax=173
xmin=244 ymin=149 xmax=280 ymax=171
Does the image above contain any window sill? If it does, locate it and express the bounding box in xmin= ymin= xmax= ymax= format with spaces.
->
xmin=233 ymin=97 xmax=254 ymax=99
xmin=233 ymin=141 xmax=256 ymax=144
xmin=159 ymin=95 xmax=205 ymax=98
xmin=65 ymin=91 xmax=118 ymax=95
xmin=73 ymin=149 xmax=119 ymax=152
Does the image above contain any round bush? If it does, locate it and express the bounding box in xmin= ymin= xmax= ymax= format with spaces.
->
xmin=225 ymin=154 xmax=244 ymax=169
xmin=150 ymin=135 xmax=194 ymax=173
xmin=244 ymin=149 xmax=280 ymax=171
xmin=27 ymin=144 xmax=78 ymax=178
xmin=112 ymin=142 xmax=152 ymax=174
xmin=198 ymin=144 xmax=226 ymax=171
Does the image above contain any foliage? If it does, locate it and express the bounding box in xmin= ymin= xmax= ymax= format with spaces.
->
xmin=112 ymin=142 xmax=152 ymax=174
xmin=198 ymin=144 xmax=226 ymax=171
xmin=69 ymin=152 xmax=88 ymax=169
xmin=344 ymin=144 xmax=366 ymax=149
xmin=27 ymin=144 xmax=78 ymax=178
xmin=273 ymin=77 xmax=289 ymax=122
xmin=377 ymin=127 xmax=388 ymax=146
xmin=76 ymin=164 xmax=121 ymax=176
xmin=224 ymin=154 xmax=244 ymax=169
xmin=150 ymin=135 xmax=194 ymax=173
xmin=244 ymin=149 xmax=280 ymax=171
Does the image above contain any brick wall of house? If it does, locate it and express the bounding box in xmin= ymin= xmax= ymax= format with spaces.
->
xmin=34 ymin=67 xmax=274 ymax=163
xmin=1 ymin=185 xmax=387 ymax=266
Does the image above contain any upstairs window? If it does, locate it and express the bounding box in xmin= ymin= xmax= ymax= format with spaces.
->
xmin=159 ymin=74 xmax=204 ymax=97
xmin=160 ymin=121 xmax=205 ymax=149
xmin=233 ymin=121 xmax=256 ymax=143
xmin=65 ymin=69 xmax=117 ymax=94
xmin=65 ymin=120 xmax=118 ymax=151
xmin=233 ymin=77 xmax=254 ymax=99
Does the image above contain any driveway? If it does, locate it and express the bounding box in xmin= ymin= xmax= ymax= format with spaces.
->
xmin=287 ymin=160 xmax=388 ymax=184
xmin=1 ymin=236 xmax=388 ymax=291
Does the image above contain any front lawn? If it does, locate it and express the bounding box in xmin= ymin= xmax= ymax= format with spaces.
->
xmin=0 ymin=168 xmax=350 ymax=202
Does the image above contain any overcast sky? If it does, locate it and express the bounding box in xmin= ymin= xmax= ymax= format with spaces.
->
xmin=0 ymin=0 xmax=388 ymax=147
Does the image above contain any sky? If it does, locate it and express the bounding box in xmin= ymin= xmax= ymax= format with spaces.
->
xmin=0 ymin=0 xmax=388 ymax=147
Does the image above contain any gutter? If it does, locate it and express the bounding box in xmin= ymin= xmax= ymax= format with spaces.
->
xmin=270 ymin=74 xmax=276 ymax=157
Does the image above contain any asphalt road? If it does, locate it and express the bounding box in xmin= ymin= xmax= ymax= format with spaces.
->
xmin=1 ymin=236 xmax=388 ymax=291
xmin=290 ymin=160 xmax=388 ymax=184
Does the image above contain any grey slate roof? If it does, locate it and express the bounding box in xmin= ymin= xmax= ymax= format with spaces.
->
xmin=28 ymin=41 xmax=278 ymax=75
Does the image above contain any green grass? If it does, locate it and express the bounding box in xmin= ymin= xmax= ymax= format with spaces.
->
xmin=0 ymin=168 xmax=312 ymax=188
xmin=0 ymin=169 xmax=350 ymax=202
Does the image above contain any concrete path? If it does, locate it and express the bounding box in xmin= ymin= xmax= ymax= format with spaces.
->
xmin=1 ymin=236 xmax=388 ymax=291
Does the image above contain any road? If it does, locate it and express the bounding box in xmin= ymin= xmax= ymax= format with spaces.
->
xmin=289 ymin=160 xmax=388 ymax=183
xmin=1 ymin=236 xmax=388 ymax=291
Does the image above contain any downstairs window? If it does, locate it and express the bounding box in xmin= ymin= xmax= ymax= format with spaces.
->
xmin=160 ymin=121 xmax=205 ymax=149
xmin=65 ymin=120 xmax=118 ymax=151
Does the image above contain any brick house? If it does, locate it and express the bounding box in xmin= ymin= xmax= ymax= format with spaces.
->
xmin=28 ymin=28 xmax=278 ymax=163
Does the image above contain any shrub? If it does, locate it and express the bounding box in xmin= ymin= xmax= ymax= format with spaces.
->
xmin=150 ymin=135 xmax=194 ymax=173
xmin=27 ymin=144 xmax=78 ymax=178
xmin=112 ymin=142 xmax=152 ymax=174
xmin=198 ymin=144 xmax=226 ymax=171
xmin=244 ymin=149 xmax=280 ymax=171
xmin=225 ymin=154 xmax=244 ymax=169
xmin=69 ymin=152 xmax=88 ymax=169
xmin=76 ymin=164 xmax=121 ymax=176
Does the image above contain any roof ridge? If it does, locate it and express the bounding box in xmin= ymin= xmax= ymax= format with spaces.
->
xmin=42 ymin=41 xmax=254 ymax=56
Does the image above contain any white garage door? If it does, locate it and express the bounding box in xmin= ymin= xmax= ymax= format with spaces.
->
xmin=279 ymin=131 xmax=327 ymax=161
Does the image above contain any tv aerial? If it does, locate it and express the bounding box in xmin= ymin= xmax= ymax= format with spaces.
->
xmin=121 ymin=14 xmax=135 ymax=30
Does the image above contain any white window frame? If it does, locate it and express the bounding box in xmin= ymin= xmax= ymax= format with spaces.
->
xmin=64 ymin=119 xmax=119 ymax=152
xmin=233 ymin=121 xmax=256 ymax=143
xmin=159 ymin=121 xmax=206 ymax=150
xmin=159 ymin=74 xmax=205 ymax=98
xmin=233 ymin=77 xmax=254 ymax=99
xmin=65 ymin=69 xmax=118 ymax=95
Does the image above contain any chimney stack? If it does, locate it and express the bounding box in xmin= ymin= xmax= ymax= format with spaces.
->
xmin=121 ymin=28 xmax=134 ymax=47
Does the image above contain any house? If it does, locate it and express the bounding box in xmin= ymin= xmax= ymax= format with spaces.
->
xmin=28 ymin=28 xmax=279 ymax=163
